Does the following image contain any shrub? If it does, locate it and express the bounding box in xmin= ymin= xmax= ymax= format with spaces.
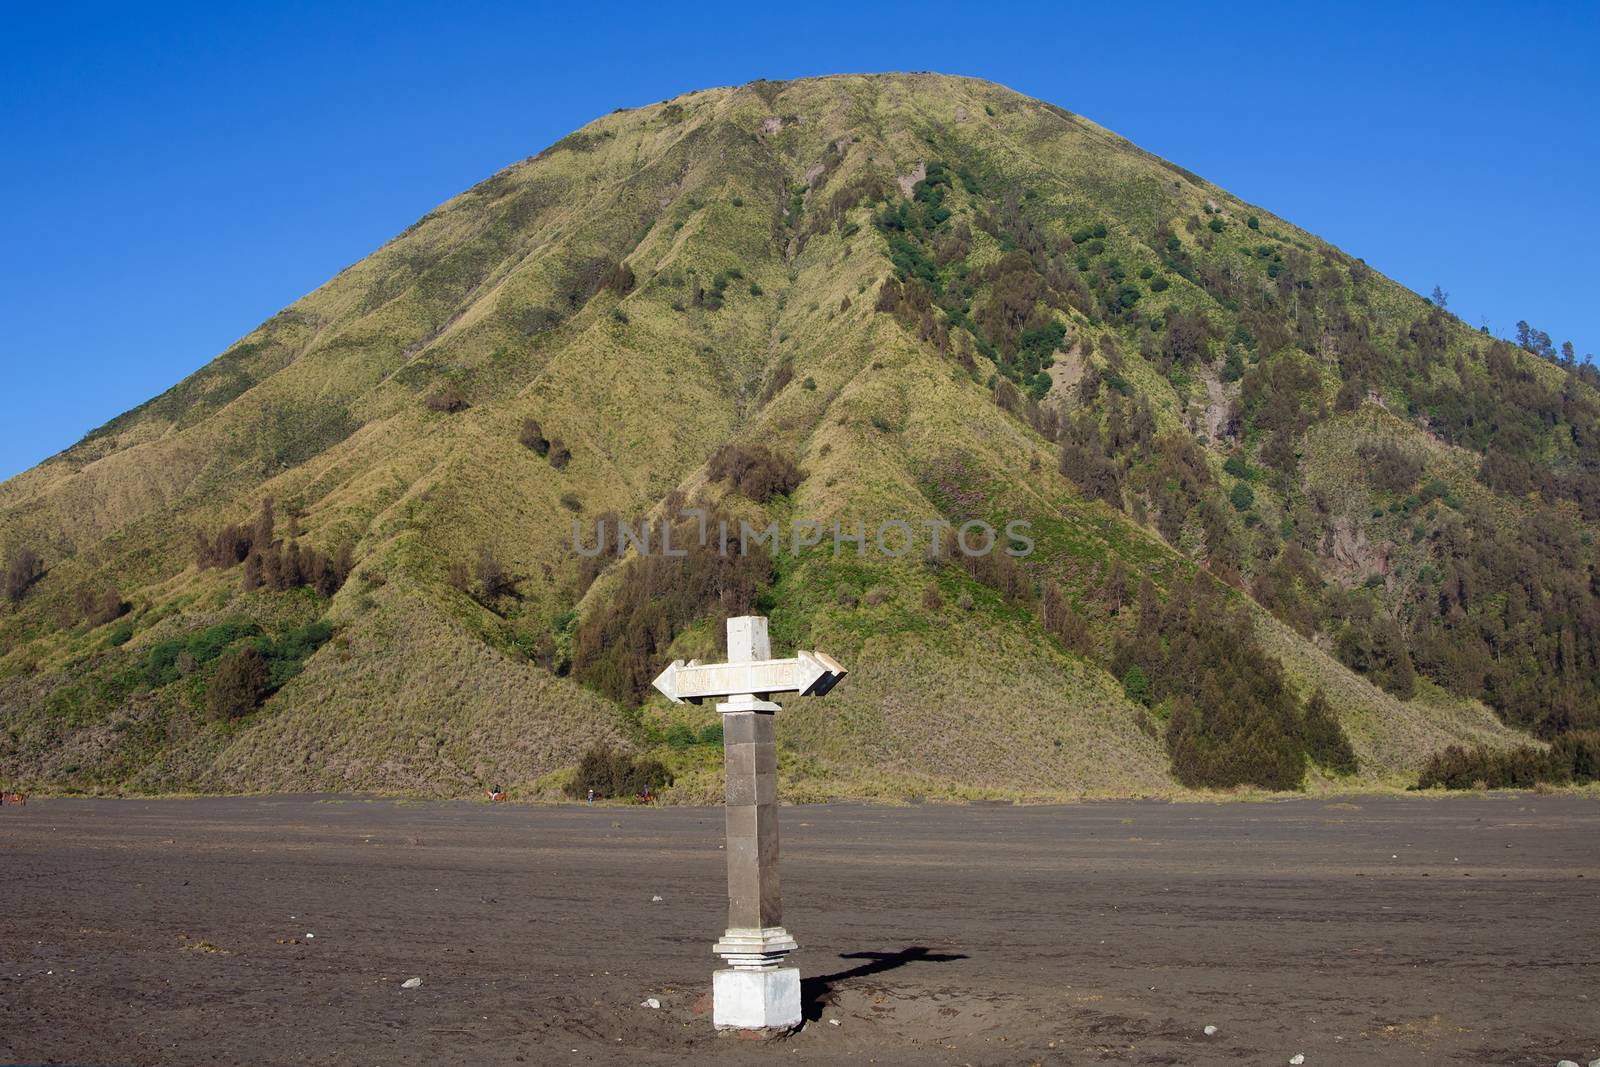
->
xmin=707 ymin=444 xmax=802 ymax=502
xmin=1416 ymin=743 xmax=1551 ymax=789
xmin=548 ymin=440 xmax=571 ymax=470
xmin=1208 ymin=217 xmax=1225 ymax=233
xmin=1301 ymin=689 xmax=1358 ymax=774
xmin=560 ymin=492 xmax=583 ymax=513
xmin=74 ymin=585 xmax=129 ymax=628
xmin=426 ymin=386 xmax=469 ymax=413
xmin=1123 ymin=574 xmax=1307 ymax=790
xmin=474 ymin=545 xmax=516 ymax=601
xmin=1335 ymin=610 xmax=1416 ymax=700
xmin=1223 ymin=453 xmax=1250 ymax=479
xmin=665 ymin=723 xmax=697 ymax=750
xmin=601 ymin=262 xmax=635 ymax=295
xmin=1149 ymin=275 xmax=1170 ymax=293
xmin=108 ymin=621 xmax=134 ymax=647
xmin=863 ymin=586 xmax=891 ymax=607
xmin=1418 ymin=730 xmax=1600 ymax=789
xmin=1552 ymin=731 xmax=1600 ymax=783
xmin=698 ymin=721 xmax=724 ymax=746
xmin=206 ymin=646 xmax=270 ymax=721
xmin=1229 ymin=483 xmax=1255 ymax=512
xmin=3 ymin=548 xmax=43 ymax=602
xmin=1121 ymin=665 xmax=1150 ymax=706
xmin=141 ymin=620 xmax=262 ymax=687
xmin=1246 ymin=215 xmax=1260 ymax=230
xmin=802 ymin=377 xmax=817 ymax=391
xmin=564 ymin=744 xmax=673 ymax=799
xmin=1357 ymin=440 xmax=1423 ymax=494
xmin=922 ymin=586 xmax=944 ymax=611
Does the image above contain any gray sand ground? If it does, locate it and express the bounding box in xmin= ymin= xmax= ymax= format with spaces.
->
xmin=2 ymin=793 xmax=1597 ymax=1065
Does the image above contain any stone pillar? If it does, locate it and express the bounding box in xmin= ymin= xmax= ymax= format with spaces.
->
xmin=711 ymin=616 xmax=800 ymax=1030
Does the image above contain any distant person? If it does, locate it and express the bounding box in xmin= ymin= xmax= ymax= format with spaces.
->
xmin=587 ymin=788 xmax=595 ymax=804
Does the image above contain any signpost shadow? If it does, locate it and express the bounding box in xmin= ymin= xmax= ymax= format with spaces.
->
xmin=800 ymin=946 xmax=970 ymax=1021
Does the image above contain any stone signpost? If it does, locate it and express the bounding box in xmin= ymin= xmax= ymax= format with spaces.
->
xmin=652 ymin=615 xmax=846 ymax=1031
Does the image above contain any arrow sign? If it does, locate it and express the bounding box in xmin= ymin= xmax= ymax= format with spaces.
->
xmin=653 ymin=650 xmax=847 ymax=705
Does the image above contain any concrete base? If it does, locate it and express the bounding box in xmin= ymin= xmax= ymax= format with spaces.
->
xmin=712 ymin=967 xmax=801 ymax=1031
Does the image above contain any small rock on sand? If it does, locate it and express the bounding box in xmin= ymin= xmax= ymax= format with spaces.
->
xmin=1289 ymin=1056 xmax=1305 ymax=1065
xmin=650 ymin=895 xmax=663 ymax=903
xmin=641 ymin=998 xmax=660 ymax=1009
xmin=401 ymin=977 xmax=422 ymax=989
xmin=1203 ymin=1025 xmax=1218 ymax=1036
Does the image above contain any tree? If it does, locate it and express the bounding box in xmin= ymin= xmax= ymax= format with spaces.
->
xmin=1121 ymin=665 xmax=1150 ymax=706
xmin=206 ymin=646 xmax=270 ymax=720
xmin=475 ymin=544 xmax=514 ymax=600
xmin=74 ymin=585 xmax=128 ymax=627
xmin=1429 ymin=285 xmax=1448 ymax=309
xmin=3 ymin=548 xmax=43 ymax=603
xmin=707 ymin=444 xmax=803 ymax=502
xmin=519 ymin=418 xmax=549 ymax=455
xmin=564 ymin=743 xmax=673 ymax=799
xmin=254 ymin=497 xmax=276 ymax=548
xmin=1301 ymin=689 xmax=1357 ymax=774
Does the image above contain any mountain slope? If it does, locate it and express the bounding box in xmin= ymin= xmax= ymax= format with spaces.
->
xmin=6 ymin=72 xmax=1585 ymax=800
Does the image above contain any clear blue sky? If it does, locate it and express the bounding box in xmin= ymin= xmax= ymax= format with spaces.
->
xmin=1 ymin=1 xmax=1595 ymax=482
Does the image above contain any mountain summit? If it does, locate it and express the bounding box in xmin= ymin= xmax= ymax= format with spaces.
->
xmin=3 ymin=73 xmax=1592 ymax=798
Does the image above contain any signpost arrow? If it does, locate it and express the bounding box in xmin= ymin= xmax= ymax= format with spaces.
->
xmin=652 ymin=649 xmax=846 ymax=705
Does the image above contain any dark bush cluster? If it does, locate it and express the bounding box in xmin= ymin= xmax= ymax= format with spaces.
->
xmin=1357 ymin=439 xmax=1423 ymax=494
xmin=206 ymin=646 xmax=270 ymax=721
xmin=243 ymin=541 xmax=353 ymax=597
xmin=450 ymin=544 xmax=517 ymax=604
xmin=1114 ymin=575 xmax=1313 ymax=790
xmin=563 ymin=743 xmax=673 ymax=799
xmin=706 ymin=444 xmax=803 ymax=503
xmin=601 ymin=261 xmax=636 ymax=295
xmin=519 ymin=418 xmax=549 ymax=456
xmin=1300 ymin=689 xmax=1358 ymax=774
xmin=521 ymin=419 xmax=570 ymax=470
xmin=197 ymin=499 xmax=353 ymax=597
xmin=572 ymin=510 xmax=771 ymax=704
xmin=4 ymin=548 xmax=44 ymax=603
xmin=1416 ymin=731 xmax=1600 ymax=789
xmin=1333 ymin=599 xmax=1416 ymax=700
xmin=426 ymin=386 xmax=470 ymax=413
xmin=72 ymin=585 xmax=129 ymax=629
